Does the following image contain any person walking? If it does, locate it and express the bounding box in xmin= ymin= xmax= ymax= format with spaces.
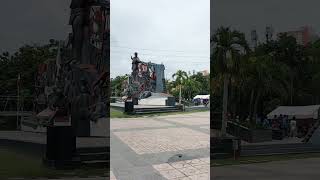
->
xmin=283 ymin=115 xmax=289 ymax=137
xmin=290 ymin=116 xmax=297 ymax=138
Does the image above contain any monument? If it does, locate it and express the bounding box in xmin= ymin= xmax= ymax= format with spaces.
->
xmin=29 ymin=0 xmax=110 ymax=168
xmin=123 ymin=53 xmax=175 ymax=107
xmin=24 ymin=0 xmax=110 ymax=169
xmin=32 ymin=0 xmax=109 ymax=138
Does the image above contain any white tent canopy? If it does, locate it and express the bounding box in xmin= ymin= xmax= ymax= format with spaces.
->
xmin=193 ymin=95 xmax=210 ymax=100
xmin=267 ymin=105 xmax=320 ymax=119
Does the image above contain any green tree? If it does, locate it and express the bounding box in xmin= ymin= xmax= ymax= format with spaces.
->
xmin=182 ymin=77 xmax=201 ymax=101
xmin=172 ymin=70 xmax=188 ymax=104
xmin=275 ymin=33 xmax=304 ymax=105
xmin=190 ymin=72 xmax=210 ymax=94
xmin=211 ymin=27 xmax=248 ymax=136
xmin=0 ymin=41 xmax=58 ymax=96
xmin=244 ymin=55 xmax=290 ymax=121
xmin=111 ymin=75 xmax=129 ymax=97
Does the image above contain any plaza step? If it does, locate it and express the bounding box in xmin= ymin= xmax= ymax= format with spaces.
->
xmin=81 ymin=160 xmax=109 ymax=168
xmin=77 ymin=147 xmax=109 ymax=154
xmin=134 ymin=109 xmax=180 ymax=114
xmin=76 ymin=147 xmax=109 ymax=168
xmin=134 ymin=106 xmax=181 ymax=114
xmin=241 ymin=143 xmax=320 ymax=156
xmin=79 ymin=152 xmax=108 ymax=161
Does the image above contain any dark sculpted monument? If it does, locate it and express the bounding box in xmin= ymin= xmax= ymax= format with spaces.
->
xmin=123 ymin=53 xmax=175 ymax=107
xmin=38 ymin=0 xmax=109 ymax=168
xmin=34 ymin=0 xmax=109 ymax=137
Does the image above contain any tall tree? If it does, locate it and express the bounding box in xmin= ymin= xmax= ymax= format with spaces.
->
xmin=211 ymin=27 xmax=248 ymax=136
xmin=276 ymin=33 xmax=304 ymax=105
xmin=172 ymin=70 xmax=188 ymax=104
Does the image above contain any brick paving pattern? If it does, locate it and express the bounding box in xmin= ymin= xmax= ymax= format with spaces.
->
xmin=111 ymin=119 xmax=173 ymax=130
xmin=113 ymin=128 xmax=209 ymax=154
xmin=153 ymin=157 xmax=210 ymax=179
xmin=111 ymin=111 xmax=210 ymax=180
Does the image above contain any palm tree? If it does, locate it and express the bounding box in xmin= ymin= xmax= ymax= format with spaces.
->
xmin=172 ymin=70 xmax=188 ymax=104
xmin=244 ymin=55 xmax=290 ymax=122
xmin=211 ymin=27 xmax=249 ymax=137
xmin=183 ymin=77 xmax=201 ymax=101
xmin=276 ymin=33 xmax=303 ymax=105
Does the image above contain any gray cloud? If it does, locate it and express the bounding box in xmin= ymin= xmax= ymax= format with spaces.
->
xmin=111 ymin=0 xmax=210 ymax=78
xmin=0 ymin=0 xmax=210 ymax=79
xmin=0 ymin=0 xmax=71 ymax=53
xmin=211 ymin=0 xmax=320 ymax=43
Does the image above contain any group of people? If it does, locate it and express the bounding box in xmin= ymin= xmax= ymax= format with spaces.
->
xmin=271 ymin=115 xmax=297 ymax=137
xmin=256 ymin=114 xmax=298 ymax=138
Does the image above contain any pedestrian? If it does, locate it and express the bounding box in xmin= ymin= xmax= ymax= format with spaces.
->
xmin=263 ymin=116 xmax=270 ymax=129
xmin=236 ymin=115 xmax=240 ymax=123
xmin=256 ymin=115 xmax=261 ymax=126
xmin=290 ymin=116 xmax=297 ymax=137
xmin=272 ymin=115 xmax=277 ymax=129
xmin=283 ymin=115 xmax=289 ymax=137
xmin=279 ymin=114 xmax=284 ymax=128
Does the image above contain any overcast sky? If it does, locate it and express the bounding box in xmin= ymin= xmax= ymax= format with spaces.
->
xmin=211 ymin=0 xmax=320 ymax=45
xmin=2 ymin=1 xmax=320 ymax=77
xmin=111 ymin=0 xmax=210 ymax=78
xmin=0 ymin=0 xmax=210 ymax=79
xmin=0 ymin=0 xmax=70 ymax=53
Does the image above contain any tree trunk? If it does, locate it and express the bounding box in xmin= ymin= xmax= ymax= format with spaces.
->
xmin=229 ymin=82 xmax=235 ymax=119
xmin=248 ymin=90 xmax=255 ymax=120
xmin=179 ymin=84 xmax=182 ymax=105
xmin=290 ymin=73 xmax=294 ymax=105
xmin=253 ymin=89 xmax=261 ymax=124
xmin=221 ymin=75 xmax=229 ymax=137
xmin=238 ymin=87 xmax=241 ymax=117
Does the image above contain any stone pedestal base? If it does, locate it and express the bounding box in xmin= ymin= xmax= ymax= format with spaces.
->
xmin=45 ymin=126 xmax=77 ymax=168
xmin=133 ymin=98 xmax=139 ymax=105
xmin=76 ymin=119 xmax=91 ymax=137
xmin=125 ymin=101 xmax=134 ymax=114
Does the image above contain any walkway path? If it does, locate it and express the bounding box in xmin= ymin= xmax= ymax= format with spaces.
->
xmin=212 ymin=157 xmax=320 ymax=180
xmin=110 ymin=111 xmax=210 ymax=180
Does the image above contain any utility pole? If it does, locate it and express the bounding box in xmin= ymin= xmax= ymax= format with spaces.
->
xmin=17 ymin=74 xmax=20 ymax=130
xmin=179 ymin=84 xmax=182 ymax=105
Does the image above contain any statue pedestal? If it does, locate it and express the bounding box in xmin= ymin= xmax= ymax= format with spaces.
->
xmin=76 ymin=119 xmax=91 ymax=137
xmin=138 ymin=93 xmax=176 ymax=106
xmin=125 ymin=101 xmax=134 ymax=114
xmin=133 ymin=98 xmax=139 ymax=105
xmin=44 ymin=126 xmax=78 ymax=169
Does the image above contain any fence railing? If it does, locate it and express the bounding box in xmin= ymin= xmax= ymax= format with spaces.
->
xmin=0 ymin=95 xmax=34 ymax=113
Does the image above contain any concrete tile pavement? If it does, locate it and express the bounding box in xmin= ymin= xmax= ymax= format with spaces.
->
xmin=110 ymin=112 xmax=210 ymax=180
xmin=153 ymin=157 xmax=210 ymax=179
xmin=113 ymin=127 xmax=209 ymax=155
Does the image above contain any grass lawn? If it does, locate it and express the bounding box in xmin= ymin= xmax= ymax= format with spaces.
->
xmin=0 ymin=147 xmax=108 ymax=179
xmin=110 ymin=108 xmax=209 ymax=118
xmin=212 ymin=153 xmax=320 ymax=167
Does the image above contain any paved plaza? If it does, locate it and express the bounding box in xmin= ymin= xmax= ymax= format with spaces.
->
xmin=110 ymin=111 xmax=210 ymax=180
